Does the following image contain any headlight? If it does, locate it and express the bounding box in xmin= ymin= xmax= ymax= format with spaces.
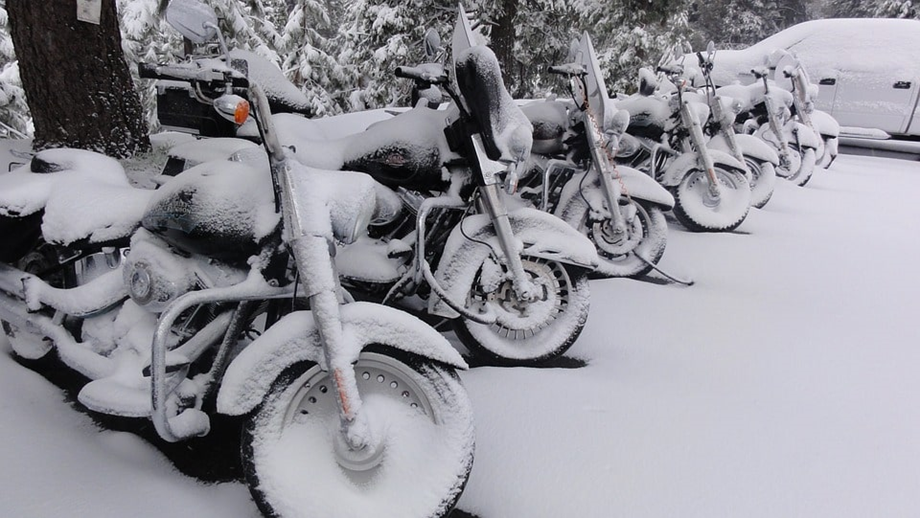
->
xmin=616 ymin=134 xmax=641 ymax=158
xmin=128 ymin=264 xmax=152 ymax=303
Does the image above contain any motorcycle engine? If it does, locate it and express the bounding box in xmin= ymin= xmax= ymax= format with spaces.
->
xmin=123 ymin=229 xmax=247 ymax=312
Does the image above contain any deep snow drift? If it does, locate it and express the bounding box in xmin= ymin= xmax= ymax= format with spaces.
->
xmin=2 ymin=152 xmax=920 ymax=517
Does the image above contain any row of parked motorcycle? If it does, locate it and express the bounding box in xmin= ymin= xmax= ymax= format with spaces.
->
xmin=0 ymin=2 xmax=841 ymax=517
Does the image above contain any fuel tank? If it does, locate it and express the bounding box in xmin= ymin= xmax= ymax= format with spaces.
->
xmin=341 ymin=106 xmax=453 ymax=191
xmin=141 ymin=160 xmax=280 ymax=262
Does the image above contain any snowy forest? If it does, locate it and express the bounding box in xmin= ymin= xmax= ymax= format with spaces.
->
xmin=0 ymin=0 xmax=916 ymax=137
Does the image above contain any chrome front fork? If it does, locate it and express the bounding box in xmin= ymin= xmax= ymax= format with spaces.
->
xmin=682 ymin=99 xmax=721 ymax=198
xmin=586 ymin=116 xmax=628 ymax=237
xmin=478 ymin=182 xmax=539 ymax=301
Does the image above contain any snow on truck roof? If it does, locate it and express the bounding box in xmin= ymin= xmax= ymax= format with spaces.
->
xmin=750 ymin=18 xmax=920 ymax=75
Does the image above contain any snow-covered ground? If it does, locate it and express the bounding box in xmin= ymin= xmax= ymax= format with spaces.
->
xmin=3 ymin=152 xmax=919 ymax=517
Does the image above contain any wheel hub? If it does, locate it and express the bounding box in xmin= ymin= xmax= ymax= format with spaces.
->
xmin=286 ymin=355 xmax=434 ymax=474
xmin=477 ymin=259 xmax=567 ymax=335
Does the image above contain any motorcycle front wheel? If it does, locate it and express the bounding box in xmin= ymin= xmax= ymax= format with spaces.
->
xmin=562 ymin=198 xmax=667 ymax=278
xmin=453 ymin=256 xmax=590 ymax=366
xmin=744 ymin=157 xmax=777 ymax=209
xmin=242 ymin=346 xmax=474 ymax=518
xmin=672 ymin=166 xmax=751 ymax=232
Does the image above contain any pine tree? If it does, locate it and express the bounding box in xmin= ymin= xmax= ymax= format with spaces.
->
xmin=278 ymin=0 xmax=343 ymax=115
xmin=0 ymin=5 xmax=30 ymax=136
xmin=576 ymin=0 xmax=694 ymax=94
xmin=334 ymin=0 xmax=458 ymax=109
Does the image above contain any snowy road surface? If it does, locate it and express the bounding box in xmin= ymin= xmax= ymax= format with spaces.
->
xmin=2 ymin=153 xmax=919 ymax=517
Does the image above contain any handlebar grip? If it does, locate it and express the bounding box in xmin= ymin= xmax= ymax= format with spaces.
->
xmin=395 ymin=65 xmax=448 ymax=85
xmin=138 ymin=62 xmax=166 ymax=80
xmin=137 ymin=62 xmax=249 ymax=88
xmin=656 ymin=65 xmax=682 ymax=76
xmin=548 ymin=63 xmax=587 ymax=77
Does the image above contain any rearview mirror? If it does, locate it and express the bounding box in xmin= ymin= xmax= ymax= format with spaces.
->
xmin=424 ymin=28 xmax=441 ymax=60
xmin=165 ymin=0 xmax=219 ymax=44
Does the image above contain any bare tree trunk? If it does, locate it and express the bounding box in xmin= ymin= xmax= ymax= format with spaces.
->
xmin=7 ymin=0 xmax=149 ymax=158
xmin=490 ymin=0 xmax=519 ymax=93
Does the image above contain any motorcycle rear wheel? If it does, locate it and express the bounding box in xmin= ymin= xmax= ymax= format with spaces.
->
xmin=672 ymin=166 xmax=751 ymax=232
xmin=241 ymin=346 xmax=474 ymax=518
xmin=453 ymin=256 xmax=590 ymax=365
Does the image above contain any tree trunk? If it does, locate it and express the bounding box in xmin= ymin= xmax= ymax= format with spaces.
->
xmin=7 ymin=0 xmax=149 ymax=158
xmin=490 ymin=0 xmax=519 ymax=93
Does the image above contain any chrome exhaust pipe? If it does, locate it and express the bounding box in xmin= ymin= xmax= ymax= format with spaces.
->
xmin=0 ymin=261 xmax=127 ymax=317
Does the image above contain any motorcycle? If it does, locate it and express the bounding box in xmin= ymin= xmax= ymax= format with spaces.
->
xmin=771 ymin=50 xmax=841 ymax=170
xmin=695 ymin=43 xmax=779 ymax=209
xmin=273 ymin=7 xmax=599 ymax=366
xmin=716 ymin=66 xmax=822 ymax=187
xmin=519 ymin=32 xmax=674 ymax=279
xmin=615 ymin=64 xmax=752 ymax=232
xmin=1 ymin=1 xmax=475 ymax=517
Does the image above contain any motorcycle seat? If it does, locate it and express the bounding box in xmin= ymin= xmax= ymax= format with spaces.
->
xmin=0 ymin=148 xmax=152 ymax=247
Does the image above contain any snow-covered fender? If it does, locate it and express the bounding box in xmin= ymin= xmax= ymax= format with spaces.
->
xmin=429 ymin=207 xmax=599 ymax=319
xmin=810 ymin=110 xmax=840 ymax=138
xmin=216 ymin=302 xmax=467 ymax=416
xmin=788 ymin=120 xmax=821 ymax=149
xmin=555 ymin=165 xmax=674 ymax=213
xmin=658 ymin=150 xmax=746 ymax=187
xmin=708 ymin=133 xmax=779 ymax=165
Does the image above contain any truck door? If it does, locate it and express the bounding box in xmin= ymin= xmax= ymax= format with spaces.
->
xmin=833 ymin=71 xmax=918 ymax=134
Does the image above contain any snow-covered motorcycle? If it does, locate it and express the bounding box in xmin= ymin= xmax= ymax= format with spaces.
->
xmin=717 ymin=67 xmax=821 ymax=186
xmin=695 ymin=44 xmax=778 ymax=208
xmin=771 ymin=50 xmax=840 ymax=170
xmin=616 ymin=64 xmax=752 ymax=232
xmin=280 ymin=7 xmax=599 ymax=366
xmin=519 ymin=33 xmax=674 ymax=278
xmin=1 ymin=1 xmax=475 ymax=516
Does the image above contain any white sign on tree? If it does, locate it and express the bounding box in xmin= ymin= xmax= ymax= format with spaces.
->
xmin=76 ymin=0 xmax=102 ymax=25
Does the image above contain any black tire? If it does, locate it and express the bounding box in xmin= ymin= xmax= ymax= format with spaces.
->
xmin=453 ymin=257 xmax=590 ymax=366
xmin=790 ymin=147 xmax=817 ymax=186
xmin=242 ymin=346 xmax=474 ymax=518
xmin=744 ymin=157 xmax=776 ymax=209
xmin=672 ymin=166 xmax=751 ymax=233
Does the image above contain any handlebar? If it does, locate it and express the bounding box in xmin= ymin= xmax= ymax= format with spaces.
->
xmin=138 ymin=62 xmax=249 ymax=88
xmin=751 ymin=67 xmax=769 ymax=80
xmin=394 ymin=64 xmax=449 ymax=85
xmin=656 ymin=64 xmax=683 ymax=76
xmin=547 ymin=63 xmax=587 ymax=77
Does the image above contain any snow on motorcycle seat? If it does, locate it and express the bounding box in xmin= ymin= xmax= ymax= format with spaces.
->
xmin=0 ymin=149 xmax=152 ymax=249
xmin=453 ymin=45 xmax=533 ymax=164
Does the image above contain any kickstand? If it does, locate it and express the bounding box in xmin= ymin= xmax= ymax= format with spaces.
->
xmin=636 ymin=254 xmax=694 ymax=287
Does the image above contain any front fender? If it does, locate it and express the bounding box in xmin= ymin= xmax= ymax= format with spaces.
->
xmin=429 ymin=208 xmax=598 ymax=319
xmin=216 ymin=302 xmax=466 ymax=416
xmin=556 ymin=167 xmax=674 ymax=212
xmin=789 ymin=121 xmax=821 ymax=149
xmin=659 ymin=150 xmax=745 ymax=187
xmin=810 ymin=110 xmax=840 ymax=138
xmin=709 ymin=133 xmax=779 ymax=165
